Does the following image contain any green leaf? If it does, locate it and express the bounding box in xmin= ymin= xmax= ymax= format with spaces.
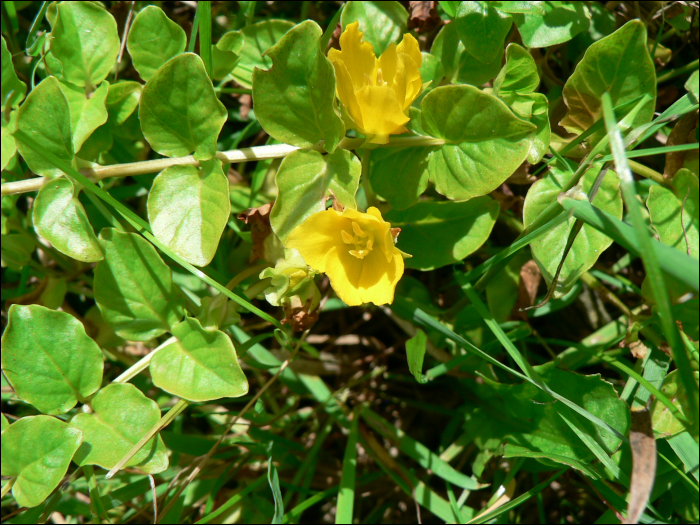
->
xmin=493 ymin=1 xmax=545 ymax=15
xmin=105 ymin=81 xmax=142 ymax=126
xmin=0 ymin=233 xmax=34 ymax=270
xmin=13 ymin=76 xmax=73 ymax=178
xmin=420 ymin=85 xmax=536 ymax=201
xmin=1 ymin=414 xmax=8 ymax=432
xmin=413 ymin=52 xmax=444 ymax=106
xmin=93 ymin=228 xmax=185 ymax=341
xmin=58 ymin=80 xmax=109 ymax=151
xmin=455 ymin=1 xmax=513 ymax=65
xmin=486 ymin=250 xmax=530 ymax=323
xmin=369 ymin=146 xmax=434 ymax=210
xmin=126 ymin=5 xmax=187 ymax=82
xmin=2 ymin=36 xmax=26 ymax=110
xmin=493 ymin=43 xmax=539 ymax=96
xmin=462 ymin=363 xmax=629 ymax=477
xmin=32 ymin=178 xmax=104 ymax=262
xmin=270 ymin=148 xmax=361 ymax=241
xmin=647 ymin=169 xmax=699 ymax=259
xmin=686 ymin=70 xmax=699 ymax=103
xmin=651 ymin=370 xmax=700 ymax=438
xmin=1 ymin=111 xmax=17 ymax=170
xmin=405 ymin=329 xmax=427 ymax=383
xmin=252 ymin=20 xmax=345 ymax=153
xmin=431 ymin=22 xmax=502 ymax=87
xmin=340 ymin=1 xmax=408 ymax=55
xmin=51 ymin=1 xmax=119 ymax=88
xmin=512 ymin=1 xmax=591 ymax=48
xmin=524 ymin=162 xmax=623 ymax=297
xmin=150 ymin=317 xmax=249 ymax=402
xmin=1 ymin=416 xmax=83 ymax=508
xmin=560 ymin=20 xmax=656 ymax=141
xmin=139 ymin=53 xmax=227 ymax=160
xmin=385 ymin=198 xmax=499 ymax=270
xmin=1 ymin=304 xmax=103 ymax=415
xmin=71 ymin=383 xmax=169 ymax=473
xmin=212 ymin=30 xmax=244 ymax=81
xmin=147 ymin=159 xmax=231 ymax=267
xmin=231 ymin=20 xmax=294 ymax=89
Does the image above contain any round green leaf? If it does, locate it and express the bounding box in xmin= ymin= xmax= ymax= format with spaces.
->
xmin=560 ymin=20 xmax=656 ymax=140
xmin=1 ymin=113 xmax=17 ymax=170
xmin=270 ymin=148 xmax=361 ymax=241
xmin=71 ymin=383 xmax=169 ymax=473
xmin=2 ymin=35 xmax=26 ymax=110
xmin=212 ymin=30 xmax=244 ymax=81
xmin=430 ymin=23 xmax=502 ymax=86
xmin=341 ymin=1 xmax=408 ymax=55
xmin=1 ymin=416 xmax=83 ymax=508
xmin=369 ymin=146 xmax=434 ymax=210
xmin=513 ymin=1 xmax=591 ymax=48
xmin=58 ymin=80 xmax=109 ymax=151
xmin=385 ymin=198 xmax=500 ymax=270
xmin=139 ymin=53 xmax=227 ymax=160
xmin=32 ymin=178 xmax=104 ymax=263
xmin=14 ymin=76 xmax=73 ymax=178
xmin=524 ymin=162 xmax=623 ymax=297
xmin=1 ymin=414 xmax=8 ymax=432
xmin=94 ymin=228 xmax=185 ymax=341
xmin=455 ymin=1 xmax=513 ymax=65
xmin=51 ymin=1 xmax=119 ymax=88
xmin=420 ymin=85 xmax=536 ymax=200
xmin=105 ymin=81 xmax=142 ymax=126
xmin=231 ymin=20 xmax=294 ymax=89
xmin=150 ymin=317 xmax=249 ymax=402
xmin=647 ymin=169 xmax=699 ymax=259
xmin=1 ymin=304 xmax=104 ymax=415
xmin=252 ymin=20 xmax=345 ymax=153
xmin=126 ymin=5 xmax=187 ymax=82
xmin=493 ymin=43 xmax=539 ymax=96
xmin=651 ymin=370 xmax=699 ymax=438
xmin=147 ymin=159 xmax=231 ymax=267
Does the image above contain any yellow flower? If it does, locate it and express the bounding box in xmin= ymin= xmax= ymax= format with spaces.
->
xmin=286 ymin=207 xmax=406 ymax=306
xmin=328 ymin=22 xmax=423 ymax=144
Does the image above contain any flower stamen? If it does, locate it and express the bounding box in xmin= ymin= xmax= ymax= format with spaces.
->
xmin=343 ymin=221 xmax=374 ymax=259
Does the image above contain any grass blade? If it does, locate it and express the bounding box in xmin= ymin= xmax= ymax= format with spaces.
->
xmin=198 ymin=2 xmax=213 ymax=77
xmin=335 ymin=416 xmax=359 ymax=524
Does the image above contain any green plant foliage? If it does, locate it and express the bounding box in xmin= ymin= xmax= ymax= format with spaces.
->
xmin=647 ymin=169 xmax=699 ymax=259
xmin=139 ymin=53 xmax=227 ymax=160
xmin=1 ymin=304 xmax=103 ymax=415
xmin=1 ymin=36 xmax=26 ymax=110
xmin=147 ymin=159 xmax=231 ymax=267
xmin=421 ymin=85 xmax=536 ymax=200
xmin=149 ymin=317 xmax=248 ymax=402
xmin=51 ymin=1 xmax=119 ymax=88
xmin=58 ymin=80 xmax=109 ymax=151
xmin=651 ymin=370 xmax=700 ymax=438
xmin=405 ymin=329 xmax=427 ymax=382
xmin=560 ymin=20 xmax=656 ymax=141
xmin=455 ymin=1 xmax=513 ymax=64
xmin=1 ymin=113 xmax=16 ymax=170
xmin=13 ymin=76 xmax=73 ymax=178
xmin=1 ymin=416 xmax=83 ymax=508
xmin=126 ymin=5 xmax=187 ymax=82
xmin=341 ymin=1 xmax=408 ymax=55
xmin=231 ymin=19 xmax=294 ymax=89
xmin=486 ymin=250 xmax=531 ymax=323
xmin=252 ymin=20 xmax=345 ymax=153
xmin=512 ymin=1 xmax=590 ymax=48
xmin=32 ymin=178 xmax=104 ymax=262
xmin=93 ymin=228 xmax=185 ymax=341
xmin=212 ymin=31 xmax=244 ymax=81
xmin=369 ymin=146 xmax=434 ymax=210
xmin=524 ymin=162 xmax=623 ymax=297
xmin=270 ymin=148 xmax=361 ymax=241
xmin=386 ymin=198 xmax=499 ymax=270
xmin=71 ymin=383 xmax=169 ymax=473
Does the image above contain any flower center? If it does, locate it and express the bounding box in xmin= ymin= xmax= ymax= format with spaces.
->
xmin=341 ymin=221 xmax=374 ymax=259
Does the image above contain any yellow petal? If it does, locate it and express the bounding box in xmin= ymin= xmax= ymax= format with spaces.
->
xmin=329 ymin=57 xmax=365 ymax=131
xmin=324 ymin=244 xmax=364 ymax=305
xmin=285 ymin=209 xmax=344 ymax=272
xmin=357 ymin=249 xmax=404 ymax=305
xmin=355 ymin=85 xmax=409 ymax=144
xmin=397 ymin=33 xmax=422 ymax=69
xmin=377 ymin=43 xmax=398 ymax=87
xmin=397 ymin=53 xmax=422 ymax=111
xmin=337 ymin=21 xmax=377 ymax=92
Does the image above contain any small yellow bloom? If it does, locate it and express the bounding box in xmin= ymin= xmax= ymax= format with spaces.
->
xmin=286 ymin=207 xmax=406 ymax=306
xmin=329 ymin=22 xmax=423 ymax=144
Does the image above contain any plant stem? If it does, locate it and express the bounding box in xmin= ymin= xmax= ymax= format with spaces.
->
xmin=1 ymin=136 xmax=445 ymax=196
xmin=627 ymin=159 xmax=668 ymax=186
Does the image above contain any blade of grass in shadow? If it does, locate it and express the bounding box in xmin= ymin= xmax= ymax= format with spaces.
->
xmin=320 ymin=2 xmax=344 ymax=50
xmin=198 ymin=2 xmax=213 ymax=78
xmin=601 ymin=92 xmax=699 ymax=428
xmin=187 ymin=3 xmax=201 ymax=53
xmin=12 ymin=128 xmax=284 ymax=329
xmin=196 ymin=475 xmax=268 ymax=524
xmin=335 ymin=415 xmax=359 ymax=524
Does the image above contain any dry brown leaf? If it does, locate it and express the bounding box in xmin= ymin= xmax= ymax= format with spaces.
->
xmin=515 ymin=260 xmax=542 ymax=318
xmin=237 ymin=202 xmax=273 ymax=262
xmin=408 ymin=1 xmax=440 ymax=33
xmin=664 ymin=110 xmax=698 ymax=179
xmin=624 ymin=408 xmax=657 ymax=524
xmin=239 ymin=94 xmax=252 ymax=121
